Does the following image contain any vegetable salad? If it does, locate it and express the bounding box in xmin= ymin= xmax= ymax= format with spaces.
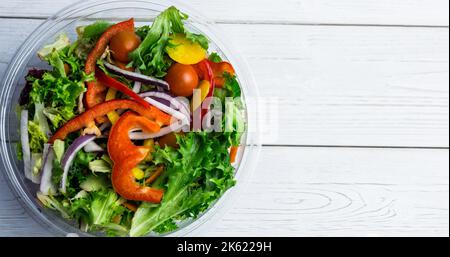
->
xmin=17 ymin=6 xmax=245 ymax=237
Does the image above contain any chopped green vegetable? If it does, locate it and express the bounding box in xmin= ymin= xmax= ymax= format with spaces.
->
xmin=37 ymin=33 xmax=70 ymax=59
xmin=80 ymin=175 xmax=109 ymax=192
xmin=75 ymin=150 xmax=97 ymax=167
xmin=46 ymin=50 xmax=67 ymax=77
xmin=89 ymin=159 xmax=112 ymax=173
xmin=29 ymin=73 xmax=88 ymax=132
xmin=77 ymin=21 xmax=111 ymax=41
xmin=90 ymin=190 xmax=125 ymax=226
xmin=223 ymin=73 xmax=241 ymax=98
xmin=208 ymin=52 xmax=223 ymax=63
xmin=63 ymin=150 xmax=97 ymax=197
xmin=37 ymin=192 xmax=71 ymax=219
xmin=33 ymin=102 xmax=51 ymax=136
xmin=75 ymin=21 xmax=112 ymax=60
xmin=53 ymin=139 xmax=65 ymax=163
xmin=28 ymin=121 xmax=47 ymax=153
xmin=31 ymin=153 xmax=43 ymax=175
xmin=43 ymin=107 xmax=74 ymax=129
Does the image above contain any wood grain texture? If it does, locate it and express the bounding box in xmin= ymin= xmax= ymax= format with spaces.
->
xmin=0 ymin=147 xmax=448 ymax=237
xmin=0 ymin=0 xmax=448 ymax=26
xmin=1 ymin=19 xmax=448 ymax=147
xmin=0 ymin=0 xmax=448 ymax=237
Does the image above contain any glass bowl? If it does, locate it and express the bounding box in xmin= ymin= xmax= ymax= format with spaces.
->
xmin=0 ymin=0 xmax=261 ymax=236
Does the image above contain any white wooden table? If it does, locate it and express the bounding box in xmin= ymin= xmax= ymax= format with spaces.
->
xmin=0 ymin=0 xmax=448 ymax=236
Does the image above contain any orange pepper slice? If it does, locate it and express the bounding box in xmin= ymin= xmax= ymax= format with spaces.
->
xmin=108 ymin=112 xmax=164 ymax=203
xmin=85 ymin=18 xmax=135 ymax=110
xmin=49 ymin=99 xmax=171 ymax=143
xmin=209 ymin=61 xmax=235 ymax=88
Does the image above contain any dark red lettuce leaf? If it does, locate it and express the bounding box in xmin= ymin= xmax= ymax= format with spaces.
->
xmin=19 ymin=68 xmax=47 ymax=106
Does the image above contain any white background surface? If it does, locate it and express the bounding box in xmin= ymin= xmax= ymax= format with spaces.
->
xmin=0 ymin=0 xmax=448 ymax=236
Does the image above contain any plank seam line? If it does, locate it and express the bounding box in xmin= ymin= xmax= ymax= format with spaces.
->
xmin=216 ymin=21 xmax=449 ymax=29
xmin=1 ymin=140 xmax=448 ymax=150
xmin=0 ymin=16 xmax=448 ymax=29
xmin=262 ymin=144 xmax=450 ymax=150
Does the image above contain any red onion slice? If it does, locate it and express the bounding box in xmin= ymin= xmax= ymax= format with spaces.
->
xmin=127 ymin=97 xmax=190 ymax=140
xmin=98 ymin=122 xmax=111 ymax=132
xmin=104 ymin=62 xmax=169 ymax=91
xmin=60 ymin=135 xmax=96 ymax=193
xmin=40 ymin=144 xmax=56 ymax=195
xmin=139 ymin=91 xmax=190 ymax=119
xmin=132 ymin=68 xmax=142 ymax=93
xmin=129 ymin=121 xmax=186 ymax=140
xmin=144 ymin=97 xmax=189 ymax=125
xmin=20 ymin=110 xmax=32 ymax=181
xmin=84 ymin=141 xmax=104 ymax=152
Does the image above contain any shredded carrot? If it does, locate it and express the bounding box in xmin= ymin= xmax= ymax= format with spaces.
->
xmin=122 ymin=202 xmax=138 ymax=212
xmin=145 ymin=166 xmax=164 ymax=185
xmin=230 ymin=146 xmax=239 ymax=163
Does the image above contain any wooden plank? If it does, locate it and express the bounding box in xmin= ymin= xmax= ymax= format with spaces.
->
xmin=0 ymin=0 xmax=448 ymax=26
xmin=0 ymin=147 xmax=448 ymax=236
xmin=1 ymin=19 xmax=448 ymax=147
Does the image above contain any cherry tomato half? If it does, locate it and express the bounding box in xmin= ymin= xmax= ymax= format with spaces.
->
xmin=109 ymin=31 xmax=141 ymax=63
xmin=210 ymin=61 xmax=235 ymax=87
xmin=165 ymin=63 xmax=199 ymax=97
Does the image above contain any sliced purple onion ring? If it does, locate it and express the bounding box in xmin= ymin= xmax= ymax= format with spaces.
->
xmin=60 ymin=135 xmax=96 ymax=193
xmin=139 ymin=91 xmax=190 ymax=119
xmin=144 ymin=97 xmax=189 ymax=125
xmin=129 ymin=121 xmax=186 ymax=140
xmin=132 ymin=68 xmax=142 ymax=93
xmin=40 ymin=144 xmax=56 ymax=195
xmin=98 ymin=122 xmax=111 ymax=132
xmin=127 ymin=97 xmax=189 ymax=140
xmin=104 ymin=62 xmax=169 ymax=91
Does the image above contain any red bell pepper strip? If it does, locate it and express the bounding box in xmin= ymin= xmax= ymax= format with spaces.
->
xmin=193 ymin=60 xmax=215 ymax=120
xmin=49 ymin=99 xmax=171 ymax=143
xmin=95 ymin=68 xmax=153 ymax=109
xmin=85 ymin=18 xmax=135 ymax=109
xmin=108 ymin=112 xmax=164 ymax=203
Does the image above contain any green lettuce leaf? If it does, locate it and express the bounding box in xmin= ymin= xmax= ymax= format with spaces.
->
xmin=77 ymin=21 xmax=111 ymax=41
xmin=53 ymin=139 xmax=65 ymax=163
xmin=130 ymin=6 xmax=209 ymax=78
xmin=80 ymin=175 xmax=109 ymax=192
xmin=37 ymin=33 xmax=70 ymax=59
xmin=88 ymin=159 xmax=112 ymax=173
xmin=74 ymin=21 xmax=111 ymax=60
xmin=43 ymin=107 xmax=74 ymax=129
xmin=208 ymin=52 xmax=223 ymax=63
xmin=90 ymin=190 xmax=124 ymax=226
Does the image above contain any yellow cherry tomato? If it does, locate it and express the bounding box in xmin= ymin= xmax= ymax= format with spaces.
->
xmin=132 ymin=167 xmax=145 ymax=180
xmin=191 ymin=80 xmax=211 ymax=111
xmin=105 ymin=88 xmax=120 ymax=124
xmin=166 ymin=34 xmax=206 ymax=65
